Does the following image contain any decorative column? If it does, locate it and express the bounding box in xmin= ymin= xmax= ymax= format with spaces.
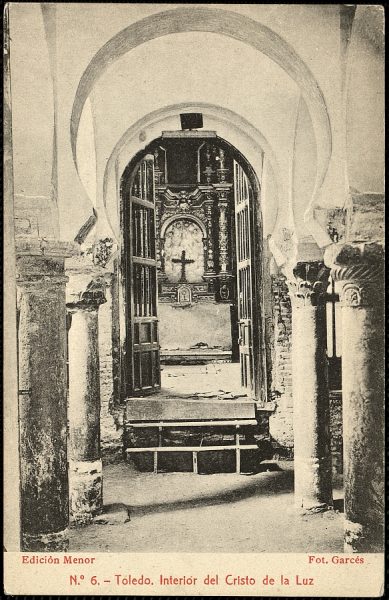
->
xmin=17 ymin=239 xmax=76 ymax=551
xmin=217 ymin=189 xmax=230 ymax=274
xmin=203 ymin=193 xmax=216 ymax=277
xmin=325 ymin=242 xmax=384 ymax=552
xmin=155 ymin=194 xmax=163 ymax=276
xmin=287 ymin=261 xmax=333 ymax=512
xmin=66 ymin=265 xmax=106 ymax=525
xmin=214 ymin=186 xmax=234 ymax=300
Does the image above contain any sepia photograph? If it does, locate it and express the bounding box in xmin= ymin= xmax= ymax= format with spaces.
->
xmin=3 ymin=3 xmax=385 ymax=596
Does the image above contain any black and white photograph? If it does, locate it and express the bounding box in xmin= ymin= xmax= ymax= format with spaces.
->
xmin=4 ymin=3 xmax=385 ymax=596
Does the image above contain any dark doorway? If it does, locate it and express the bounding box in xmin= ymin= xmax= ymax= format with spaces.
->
xmin=120 ymin=132 xmax=266 ymax=404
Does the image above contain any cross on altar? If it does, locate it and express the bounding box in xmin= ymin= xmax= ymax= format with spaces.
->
xmin=172 ymin=250 xmax=195 ymax=283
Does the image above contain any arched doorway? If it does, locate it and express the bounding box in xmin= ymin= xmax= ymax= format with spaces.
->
xmin=120 ymin=130 xmax=268 ymax=473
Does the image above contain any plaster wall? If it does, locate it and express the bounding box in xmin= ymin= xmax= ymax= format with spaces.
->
xmin=159 ymin=303 xmax=232 ymax=351
xmin=346 ymin=7 xmax=384 ymax=194
xmin=9 ymin=4 xmax=384 ymax=247
xmin=9 ymin=4 xmax=54 ymax=200
xmin=292 ymin=98 xmax=318 ymax=238
xmin=89 ymin=32 xmax=299 ymax=212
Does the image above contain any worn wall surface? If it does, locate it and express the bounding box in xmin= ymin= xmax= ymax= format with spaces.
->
xmin=159 ymin=303 xmax=232 ymax=351
xmin=98 ymin=285 xmax=123 ymax=462
xmin=268 ymin=274 xmax=294 ymax=451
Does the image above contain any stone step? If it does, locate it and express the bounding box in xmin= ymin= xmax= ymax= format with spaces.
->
xmin=160 ymin=349 xmax=232 ymax=364
xmin=125 ymin=396 xmax=256 ymax=421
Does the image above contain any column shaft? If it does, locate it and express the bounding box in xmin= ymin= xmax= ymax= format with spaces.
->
xmin=17 ymin=254 xmax=69 ymax=551
xmin=289 ymin=262 xmax=333 ymax=512
xmin=341 ymin=296 xmax=384 ymax=550
xmin=68 ymin=302 xmax=103 ymax=525
xmin=327 ymin=242 xmax=385 ymax=551
xmin=203 ymin=195 xmax=216 ymax=276
xmin=218 ymin=198 xmax=229 ymax=273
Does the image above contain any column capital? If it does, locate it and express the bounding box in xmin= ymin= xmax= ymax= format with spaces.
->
xmin=287 ymin=261 xmax=330 ymax=307
xmin=66 ymin=276 xmax=107 ymax=311
xmin=16 ymin=237 xmax=78 ymax=259
xmin=66 ymin=249 xmax=110 ymax=310
xmin=16 ymin=240 xmax=78 ymax=290
xmin=324 ymin=242 xmax=384 ymax=307
xmin=213 ymin=183 xmax=232 ymax=203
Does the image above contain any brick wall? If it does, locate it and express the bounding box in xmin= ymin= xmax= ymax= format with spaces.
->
xmin=268 ymin=273 xmax=294 ymax=451
xmin=98 ymin=277 xmax=124 ymax=463
xmin=329 ymin=391 xmax=343 ymax=475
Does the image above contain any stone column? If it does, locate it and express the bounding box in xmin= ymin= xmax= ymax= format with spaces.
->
xmin=325 ymin=242 xmax=384 ymax=551
xmin=17 ymin=240 xmax=75 ymax=551
xmin=288 ymin=261 xmax=333 ymax=512
xmin=67 ymin=276 xmax=106 ymax=525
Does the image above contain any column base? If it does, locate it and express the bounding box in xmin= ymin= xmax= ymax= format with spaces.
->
xmin=22 ymin=528 xmax=69 ymax=552
xmin=294 ymin=501 xmax=333 ymax=515
xmin=294 ymin=456 xmax=333 ymax=513
xmin=344 ymin=520 xmax=384 ymax=553
xmin=69 ymin=459 xmax=103 ymax=526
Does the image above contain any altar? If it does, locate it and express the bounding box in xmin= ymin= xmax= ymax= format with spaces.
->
xmin=153 ymin=134 xmax=239 ymax=362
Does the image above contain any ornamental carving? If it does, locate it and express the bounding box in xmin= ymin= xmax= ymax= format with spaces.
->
xmin=152 ymin=140 xmax=234 ymax=305
xmin=325 ymin=242 xmax=384 ymax=308
xmin=333 ymin=277 xmax=383 ymax=308
xmin=288 ymin=262 xmax=330 ymax=307
xmin=175 ymin=191 xmax=192 ymax=212
xmin=82 ymin=238 xmax=114 ymax=268
xmin=342 ymin=284 xmax=362 ymax=307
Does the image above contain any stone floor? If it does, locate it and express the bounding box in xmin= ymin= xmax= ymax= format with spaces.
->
xmin=69 ymin=461 xmax=344 ymax=553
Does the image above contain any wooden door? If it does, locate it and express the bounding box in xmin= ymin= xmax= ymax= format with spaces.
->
xmin=234 ymin=160 xmax=259 ymax=398
xmin=125 ymin=155 xmax=160 ymax=395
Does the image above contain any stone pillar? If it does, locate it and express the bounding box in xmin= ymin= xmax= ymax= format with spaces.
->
xmin=288 ymin=261 xmax=333 ymax=512
xmin=325 ymin=242 xmax=384 ymax=551
xmin=67 ymin=276 xmax=106 ymax=525
xmin=17 ymin=240 xmax=75 ymax=551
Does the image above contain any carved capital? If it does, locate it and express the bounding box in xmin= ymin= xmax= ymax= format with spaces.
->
xmin=15 ymin=240 xmax=78 ymax=293
xmin=66 ymin=252 xmax=108 ymax=310
xmin=214 ymin=187 xmax=231 ymax=205
xmin=287 ymin=261 xmax=330 ymax=307
xmin=66 ymin=276 xmax=107 ymax=311
xmin=16 ymin=238 xmax=78 ymax=260
xmin=16 ymin=257 xmax=69 ymax=297
xmin=324 ymin=242 xmax=384 ymax=307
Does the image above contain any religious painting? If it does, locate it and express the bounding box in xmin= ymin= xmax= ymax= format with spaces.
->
xmin=163 ymin=219 xmax=204 ymax=283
